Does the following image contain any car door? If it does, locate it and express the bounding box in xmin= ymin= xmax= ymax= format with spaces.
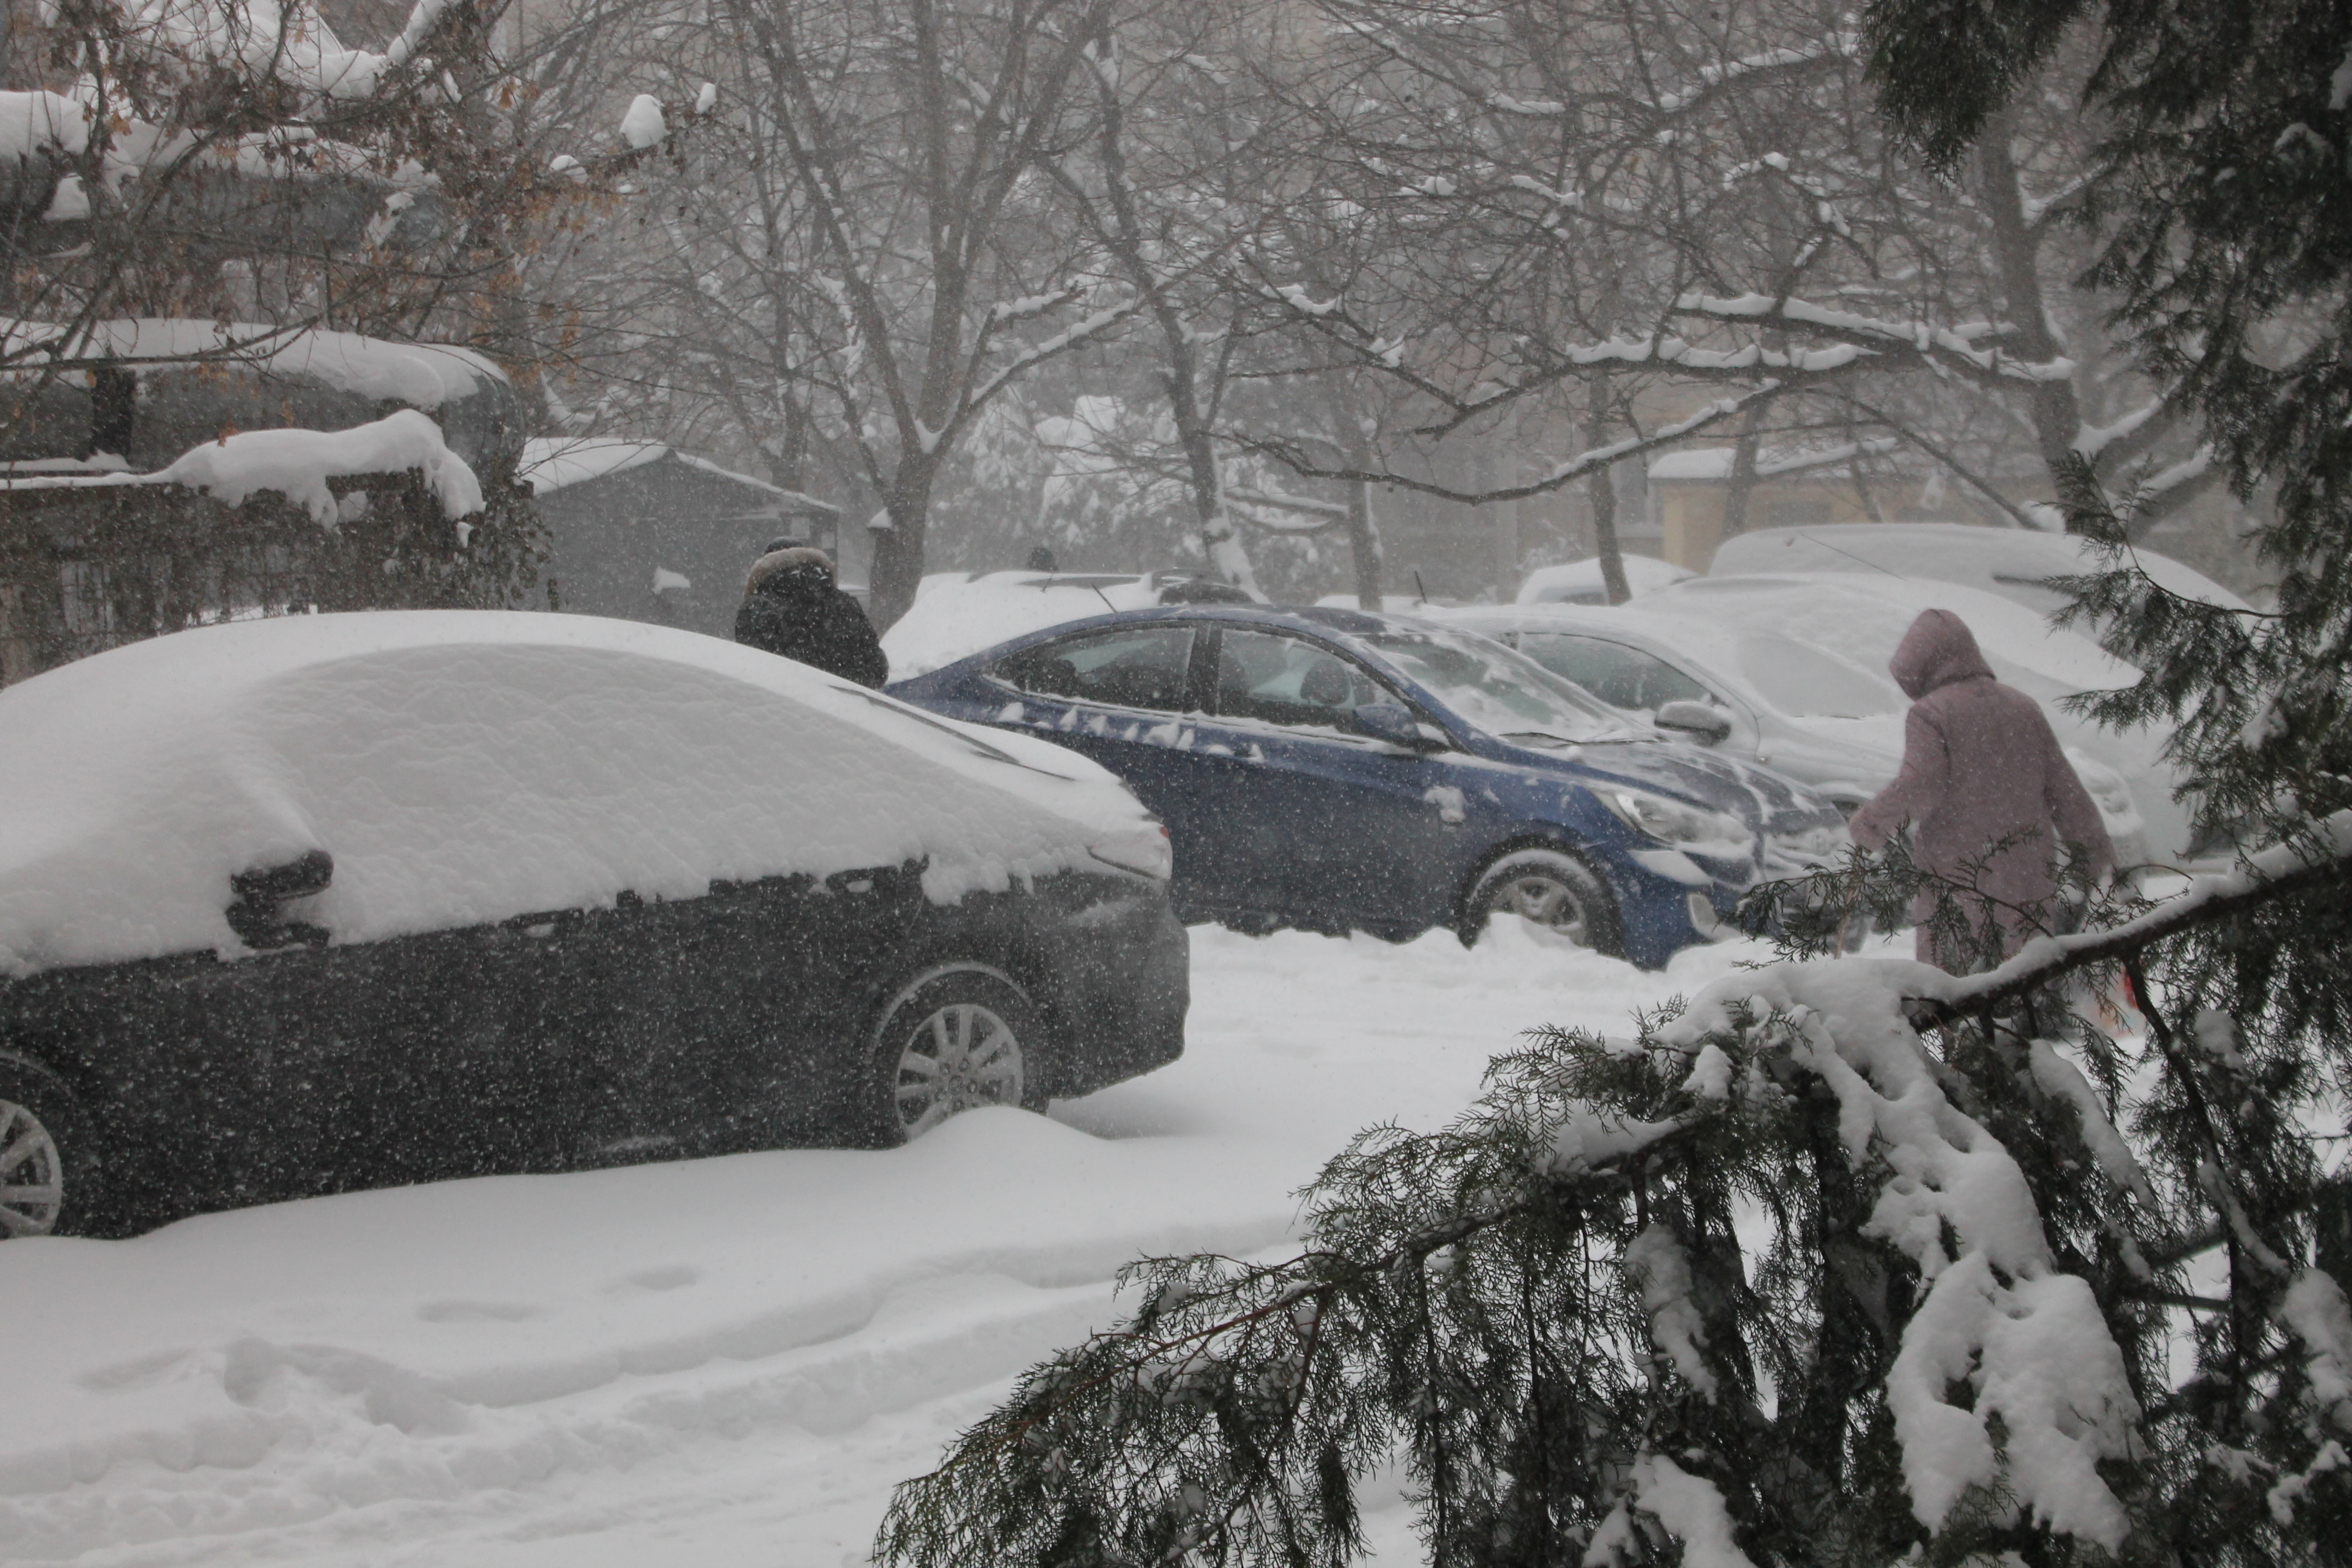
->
xmin=131 ymin=886 xmax=551 ymax=1211
xmin=1186 ymin=626 xmax=1464 ymax=930
xmin=982 ymin=623 xmax=1231 ymax=898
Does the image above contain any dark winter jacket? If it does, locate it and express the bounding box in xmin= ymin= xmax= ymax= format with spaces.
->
xmin=1850 ymin=608 xmax=2114 ymax=967
xmin=733 ymin=547 xmax=890 ymax=689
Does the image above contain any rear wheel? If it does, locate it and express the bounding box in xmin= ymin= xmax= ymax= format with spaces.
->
xmin=863 ymin=965 xmax=1046 ymax=1145
xmin=1462 ymin=848 xmax=1623 ymax=956
xmin=0 ymin=1059 xmax=88 ymax=1240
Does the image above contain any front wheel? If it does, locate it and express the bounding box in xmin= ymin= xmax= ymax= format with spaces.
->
xmin=0 ymin=1058 xmax=89 ymax=1240
xmin=1461 ymin=848 xmax=1623 ymax=956
xmin=862 ymin=964 xmax=1046 ymax=1145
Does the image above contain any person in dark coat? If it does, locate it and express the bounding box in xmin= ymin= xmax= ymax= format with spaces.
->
xmin=1850 ymin=608 xmax=2114 ymax=969
xmin=733 ymin=546 xmax=889 ymax=689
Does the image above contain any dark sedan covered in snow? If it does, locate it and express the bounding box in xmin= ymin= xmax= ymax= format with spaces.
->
xmin=0 ymin=613 xmax=1186 ymax=1238
xmin=888 ymin=606 xmax=1849 ymax=965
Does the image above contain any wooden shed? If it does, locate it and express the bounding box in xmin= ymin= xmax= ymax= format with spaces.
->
xmin=521 ymin=439 xmax=842 ymax=640
xmin=1645 ymin=440 xmax=1983 ymax=569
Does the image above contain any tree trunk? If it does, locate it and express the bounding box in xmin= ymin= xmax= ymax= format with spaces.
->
xmin=1720 ymin=405 xmax=1764 ymax=546
xmin=1586 ymin=374 xmax=1629 ymax=605
xmin=1169 ymin=372 xmax=1259 ymax=596
xmin=1320 ymin=374 xmax=1382 ymax=609
xmin=1978 ymin=110 xmax=2086 ymax=511
xmin=868 ymin=464 xmax=936 ymax=628
xmin=1346 ymin=477 xmax=1382 ymax=610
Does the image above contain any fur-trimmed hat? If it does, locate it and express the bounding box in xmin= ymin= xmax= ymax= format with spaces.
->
xmin=747 ymin=546 xmax=835 ymax=594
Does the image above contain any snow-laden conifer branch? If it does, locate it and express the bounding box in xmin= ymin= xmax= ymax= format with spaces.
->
xmin=1906 ymin=809 xmax=2352 ymax=1025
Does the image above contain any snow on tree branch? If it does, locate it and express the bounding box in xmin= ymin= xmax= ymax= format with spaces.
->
xmin=1650 ymin=31 xmax=1859 ymax=116
xmin=1231 ymin=386 xmax=1776 ymax=505
xmin=1674 ymin=293 xmax=2077 ymax=384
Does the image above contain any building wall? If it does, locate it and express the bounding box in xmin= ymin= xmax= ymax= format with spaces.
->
xmin=1656 ymin=478 xmax=1910 ymax=569
xmin=535 ymin=461 xmax=812 ymax=639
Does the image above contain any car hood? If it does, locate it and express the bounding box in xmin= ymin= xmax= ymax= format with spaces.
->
xmin=1485 ymin=733 xmax=1841 ymax=836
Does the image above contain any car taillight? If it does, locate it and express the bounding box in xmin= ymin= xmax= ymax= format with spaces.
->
xmin=1090 ymin=822 xmax=1173 ymax=880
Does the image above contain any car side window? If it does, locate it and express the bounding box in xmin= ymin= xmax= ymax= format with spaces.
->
xmin=990 ymin=626 xmax=1198 ymax=712
xmin=1516 ymin=633 xmax=1711 ymax=715
xmin=1212 ymin=629 xmax=1393 ymax=728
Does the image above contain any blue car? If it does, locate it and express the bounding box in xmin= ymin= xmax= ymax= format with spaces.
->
xmin=887 ymin=606 xmax=1847 ymax=967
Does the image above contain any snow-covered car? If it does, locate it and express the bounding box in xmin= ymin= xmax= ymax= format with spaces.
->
xmin=889 ymin=605 xmax=1850 ymax=967
xmin=1628 ymin=572 xmax=2191 ymax=862
xmin=883 ymin=569 xmax=1255 ymax=679
xmin=1431 ymin=601 xmax=2153 ymax=867
xmin=1708 ymin=521 xmax=2247 ymax=616
xmin=0 ymin=613 xmax=1188 ymax=1239
xmin=1515 ymin=554 xmax=1695 ymax=605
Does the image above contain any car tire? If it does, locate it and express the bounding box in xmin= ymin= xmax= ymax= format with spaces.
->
xmin=1461 ymin=847 xmax=1623 ymax=956
xmin=861 ymin=963 xmax=1047 ymax=1146
xmin=0 ymin=1056 xmax=92 ymax=1240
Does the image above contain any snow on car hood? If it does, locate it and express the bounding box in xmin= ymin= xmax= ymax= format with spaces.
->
xmin=0 ymin=612 xmax=1156 ymax=977
xmin=1500 ymin=731 xmax=1838 ymax=837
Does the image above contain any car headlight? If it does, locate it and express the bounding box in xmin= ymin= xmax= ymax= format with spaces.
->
xmin=1089 ymin=821 xmax=1173 ymax=880
xmin=1762 ymin=821 xmax=1850 ymax=873
xmin=1598 ymin=789 xmax=1753 ymax=855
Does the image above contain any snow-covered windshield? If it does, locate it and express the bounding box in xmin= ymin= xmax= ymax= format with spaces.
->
xmin=1733 ymin=631 xmax=1904 ymax=718
xmin=1360 ymin=627 xmax=1634 ymax=744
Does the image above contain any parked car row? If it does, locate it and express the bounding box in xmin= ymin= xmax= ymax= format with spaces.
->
xmin=7 ymin=525 xmax=2188 ymax=1242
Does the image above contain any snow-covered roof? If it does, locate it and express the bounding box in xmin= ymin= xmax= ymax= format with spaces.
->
xmin=0 ymin=611 xmax=1150 ymax=977
xmin=519 ymin=438 xmax=839 ymax=514
xmin=0 ymin=319 xmax=507 ymax=407
xmin=0 ymin=92 xmax=88 ymax=162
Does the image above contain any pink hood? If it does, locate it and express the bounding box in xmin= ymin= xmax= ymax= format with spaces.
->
xmin=1887 ymin=608 xmax=1995 ymax=699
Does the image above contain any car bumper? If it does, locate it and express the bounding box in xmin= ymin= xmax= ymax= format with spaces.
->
xmin=1611 ymin=815 xmax=1848 ymax=965
xmin=1030 ymin=879 xmax=1189 ymax=1099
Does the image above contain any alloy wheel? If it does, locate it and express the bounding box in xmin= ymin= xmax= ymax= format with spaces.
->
xmin=1485 ymin=872 xmax=1592 ymax=946
xmin=892 ymin=1001 xmax=1026 ymax=1139
xmin=0 ymin=1097 xmax=64 ymax=1239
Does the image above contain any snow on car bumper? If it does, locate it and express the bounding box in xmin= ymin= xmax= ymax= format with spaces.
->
xmin=1029 ymin=882 xmax=1189 ymax=1099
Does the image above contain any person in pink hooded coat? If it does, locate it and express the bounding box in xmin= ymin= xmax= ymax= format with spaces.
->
xmin=1849 ymin=609 xmax=2114 ymax=968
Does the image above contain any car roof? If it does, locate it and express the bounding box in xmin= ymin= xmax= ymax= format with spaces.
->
xmin=1710 ymin=522 xmax=2247 ymax=612
xmin=1020 ymin=601 xmax=1440 ymax=639
xmin=0 ymin=611 xmax=1150 ymax=977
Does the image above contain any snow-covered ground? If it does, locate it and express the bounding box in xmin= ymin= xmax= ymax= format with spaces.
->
xmin=0 ymin=921 xmax=1790 ymax=1566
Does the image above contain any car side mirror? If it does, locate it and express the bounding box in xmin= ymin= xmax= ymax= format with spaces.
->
xmin=226 ymin=849 xmax=333 ymax=949
xmin=1350 ymin=703 xmax=1444 ymax=751
xmin=1653 ymin=700 xmax=1732 ymax=745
